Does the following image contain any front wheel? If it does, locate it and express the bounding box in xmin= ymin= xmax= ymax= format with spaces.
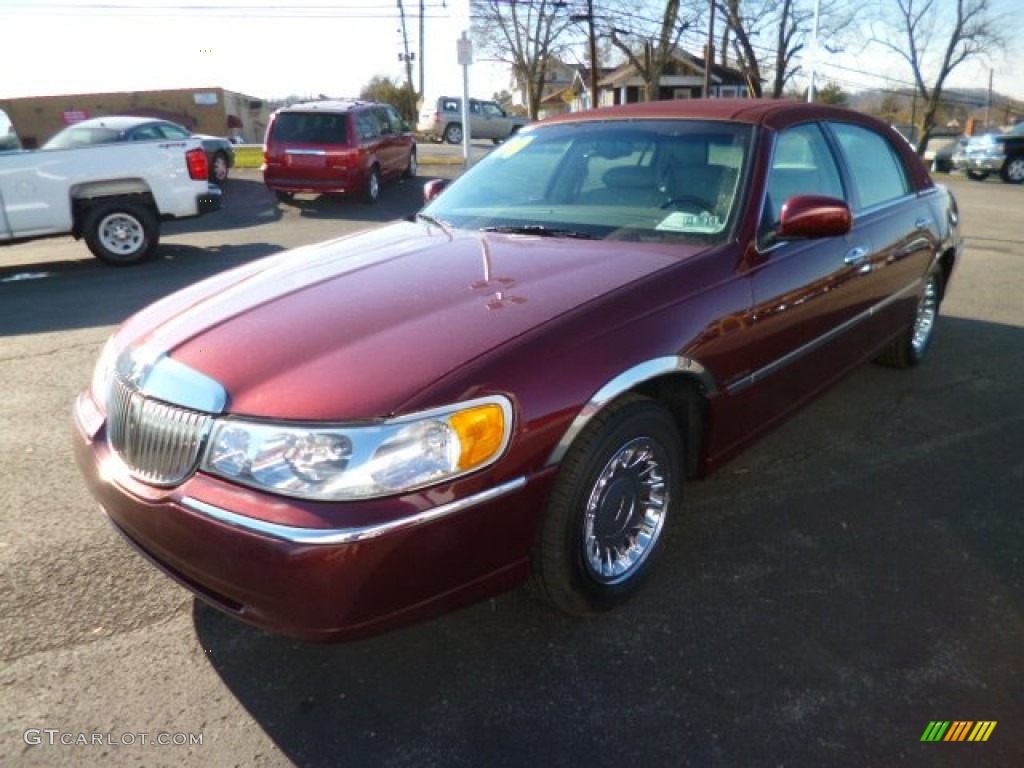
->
xmin=875 ymin=268 xmax=943 ymax=368
xmin=82 ymin=201 xmax=159 ymax=266
xmin=530 ymin=395 xmax=684 ymax=615
xmin=1000 ymin=156 xmax=1024 ymax=184
xmin=403 ymin=150 xmax=417 ymax=179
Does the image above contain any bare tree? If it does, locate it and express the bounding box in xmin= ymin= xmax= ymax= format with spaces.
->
xmin=716 ymin=0 xmax=854 ymax=98
xmin=871 ymin=0 xmax=1005 ymax=154
xmin=471 ymin=0 xmax=576 ymax=120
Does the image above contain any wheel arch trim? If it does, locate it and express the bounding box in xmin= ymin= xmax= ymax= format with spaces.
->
xmin=544 ymin=356 xmax=716 ymax=467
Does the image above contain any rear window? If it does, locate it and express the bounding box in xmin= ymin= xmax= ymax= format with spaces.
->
xmin=43 ymin=125 xmax=122 ymax=149
xmin=270 ymin=112 xmax=349 ymax=145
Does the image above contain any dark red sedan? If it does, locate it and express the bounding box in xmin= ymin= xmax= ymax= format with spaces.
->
xmin=73 ymin=100 xmax=962 ymax=641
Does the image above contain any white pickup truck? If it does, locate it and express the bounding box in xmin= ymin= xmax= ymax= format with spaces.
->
xmin=0 ymin=121 xmax=221 ymax=265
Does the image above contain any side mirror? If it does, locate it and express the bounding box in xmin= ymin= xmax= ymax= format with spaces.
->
xmin=423 ymin=178 xmax=450 ymax=203
xmin=776 ymin=195 xmax=851 ymax=239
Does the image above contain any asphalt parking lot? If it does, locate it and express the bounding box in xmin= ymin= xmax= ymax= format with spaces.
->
xmin=1 ymin=164 xmax=1022 ymax=767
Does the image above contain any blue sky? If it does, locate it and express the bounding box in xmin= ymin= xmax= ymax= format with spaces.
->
xmin=0 ymin=0 xmax=1020 ymax=104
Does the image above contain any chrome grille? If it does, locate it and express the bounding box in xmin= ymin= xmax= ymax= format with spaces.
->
xmin=107 ymin=376 xmax=212 ymax=486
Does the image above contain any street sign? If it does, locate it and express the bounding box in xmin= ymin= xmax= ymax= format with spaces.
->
xmin=457 ymin=36 xmax=473 ymax=66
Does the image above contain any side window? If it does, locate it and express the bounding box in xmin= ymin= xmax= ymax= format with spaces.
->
xmin=765 ymin=123 xmax=844 ymax=226
xmin=470 ymin=101 xmax=482 ymax=115
xmin=357 ymin=111 xmax=380 ymax=141
xmin=828 ymin=122 xmax=910 ymax=210
xmin=130 ymin=125 xmax=164 ymax=141
xmin=385 ymin=106 xmax=405 ymax=132
xmin=157 ymin=124 xmax=191 ymax=140
xmin=374 ymin=108 xmax=394 ymax=135
xmin=441 ymin=99 xmax=459 ymax=112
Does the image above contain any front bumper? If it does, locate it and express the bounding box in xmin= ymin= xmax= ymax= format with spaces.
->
xmin=73 ymin=391 xmax=551 ymax=641
xmin=959 ymin=147 xmax=1006 ymax=173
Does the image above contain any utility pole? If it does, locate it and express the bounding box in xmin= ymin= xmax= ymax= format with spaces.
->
xmin=570 ymin=1 xmax=601 ymax=110
xmin=418 ymin=0 xmax=425 ymax=100
xmin=703 ymin=0 xmax=715 ymax=98
xmin=586 ymin=0 xmax=599 ymax=109
xmin=397 ymin=0 xmax=416 ymax=120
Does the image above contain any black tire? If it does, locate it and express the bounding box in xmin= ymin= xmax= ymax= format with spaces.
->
xmin=403 ymin=150 xmax=417 ymax=179
xmin=530 ymin=395 xmax=684 ymax=615
xmin=1000 ymin=155 xmax=1024 ymax=184
xmin=966 ymin=170 xmax=989 ymax=181
xmin=363 ymin=165 xmax=381 ymax=204
xmin=443 ymin=123 xmax=463 ymax=144
xmin=274 ymin=190 xmax=294 ymax=203
xmin=875 ymin=267 xmax=944 ymax=368
xmin=210 ymin=151 xmax=229 ymax=184
xmin=82 ymin=201 xmax=159 ymax=266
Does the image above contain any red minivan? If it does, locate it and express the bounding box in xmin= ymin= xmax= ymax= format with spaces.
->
xmin=262 ymin=99 xmax=417 ymax=204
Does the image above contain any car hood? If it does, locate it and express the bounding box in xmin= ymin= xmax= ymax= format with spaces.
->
xmin=123 ymin=222 xmax=702 ymax=420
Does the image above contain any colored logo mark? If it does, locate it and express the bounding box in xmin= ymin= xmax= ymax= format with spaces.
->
xmin=921 ymin=721 xmax=997 ymax=742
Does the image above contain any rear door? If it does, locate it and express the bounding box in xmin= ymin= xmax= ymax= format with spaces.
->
xmin=825 ymin=120 xmax=938 ymax=346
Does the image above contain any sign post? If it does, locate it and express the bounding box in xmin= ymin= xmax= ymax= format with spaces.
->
xmin=457 ymin=31 xmax=473 ymax=167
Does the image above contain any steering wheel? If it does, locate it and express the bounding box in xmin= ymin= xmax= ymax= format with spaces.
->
xmin=660 ymin=194 xmax=715 ymax=212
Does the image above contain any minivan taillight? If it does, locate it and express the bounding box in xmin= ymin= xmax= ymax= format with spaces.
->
xmin=186 ymin=147 xmax=208 ymax=180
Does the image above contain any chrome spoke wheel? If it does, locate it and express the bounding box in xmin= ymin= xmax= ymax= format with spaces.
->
xmin=911 ymin=274 xmax=940 ymax=356
xmin=582 ymin=436 xmax=670 ymax=585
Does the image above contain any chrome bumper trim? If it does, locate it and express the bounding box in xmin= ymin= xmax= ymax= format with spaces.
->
xmin=180 ymin=476 xmax=527 ymax=545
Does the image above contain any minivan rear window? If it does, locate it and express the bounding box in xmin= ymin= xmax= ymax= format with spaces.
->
xmin=271 ymin=112 xmax=349 ymax=145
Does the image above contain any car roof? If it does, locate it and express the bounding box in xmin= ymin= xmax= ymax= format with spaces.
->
xmin=541 ymin=99 xmax=891 ymax=131
xmin=278 ymin=99 xmax=377 ymax=114
xmin=67 ymin=115 xmax=163 ymax=130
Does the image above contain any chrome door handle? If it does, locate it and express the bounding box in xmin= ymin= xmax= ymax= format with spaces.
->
xmin=844 ymin=246 xmax=870 ymax=265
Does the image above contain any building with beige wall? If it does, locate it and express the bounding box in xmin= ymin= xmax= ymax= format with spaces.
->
xmin=0 ymin=86 xmax=272 ymax=148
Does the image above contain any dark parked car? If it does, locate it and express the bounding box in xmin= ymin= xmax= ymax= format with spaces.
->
xmin=929 ymin=135 xmax=967 ymax=173
xmin=43 ymin=115 xmax=235 ymax=184
xmin=955 ymin=121 xmax=1024 ymax=183
xmin=73 ymin=100 xmax=962 ymax=642
xmin=262 ymin=99 xmax=416 ymax=204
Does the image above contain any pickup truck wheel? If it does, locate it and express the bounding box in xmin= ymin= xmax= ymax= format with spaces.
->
xmin=210 ymin=152 xmax=229 ymax=184
xmin=83 ymin=202 xmax=159 ymax=266
xmin=1000 ymin=156 xmax=1024 ymax=184
xmin=443 ymin=123 xmax=463 ymax=144
xmin=529 ymin=395 xmax=683 ymax=615
xmin=875 ymin=267 xmax=943 ymax=368
xmin=363 ymin=165 xmax=381 ymax=204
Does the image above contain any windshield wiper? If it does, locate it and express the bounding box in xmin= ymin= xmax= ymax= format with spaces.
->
xmin=415 ymin=212 xmax=452 ymax=236
xmin=480 ymin=224 xmax=598 ymax=240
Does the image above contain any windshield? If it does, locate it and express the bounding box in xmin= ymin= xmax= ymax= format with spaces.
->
xmin=423 ymin=119 xmax=753 ymax=245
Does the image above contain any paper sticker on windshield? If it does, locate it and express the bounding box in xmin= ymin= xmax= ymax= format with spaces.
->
xmin=492 ymin=134 xmax=534 ymax=159
xmin=656 ymin=211 xmax=724 ymax=233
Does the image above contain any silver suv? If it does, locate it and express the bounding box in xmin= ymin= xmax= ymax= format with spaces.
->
xmin=418 ymin=96 xmax=529 ymax=145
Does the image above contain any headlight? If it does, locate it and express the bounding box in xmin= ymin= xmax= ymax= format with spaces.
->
xmin=90 ymin=336 xmax=118 ymax=409
xmin=201 ymin=396 xmax=513 ymax=500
